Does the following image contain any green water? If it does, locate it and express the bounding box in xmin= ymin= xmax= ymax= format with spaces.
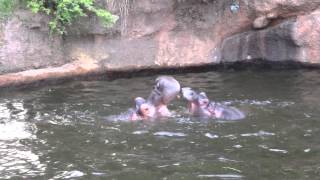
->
xmin=0 ymin=70 xmax=320 ymax=179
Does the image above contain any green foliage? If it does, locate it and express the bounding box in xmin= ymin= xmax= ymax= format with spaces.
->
xmin=0 ymin=0 xmax=18 ymax=21
xmin=26 ymin=0 xmax=118 ymax=34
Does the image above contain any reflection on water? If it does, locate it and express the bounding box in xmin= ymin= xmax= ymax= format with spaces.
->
xmin=0 ymin=70 xmax=320 ymax=179
xmin=0 ymin=121 xmax=33 ymax=140
xmin=0 ymin=101 xmax=45 ymax=179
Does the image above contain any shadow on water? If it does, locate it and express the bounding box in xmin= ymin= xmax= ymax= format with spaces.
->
xmin=0 ymin=69 xmax=320 ymax=179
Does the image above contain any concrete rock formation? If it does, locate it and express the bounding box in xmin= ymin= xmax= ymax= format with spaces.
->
xmin=0 ymin=0 xmax=320 ymax=87
xmin=221 ymin=0 xmax=320 ymax=64
xmin=0 ymin=10 xmax=67 ymax=74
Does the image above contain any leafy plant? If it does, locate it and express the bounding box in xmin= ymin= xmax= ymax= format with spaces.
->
xmin=0 ymin=0 xmax=19 ymax=21
xmin=26 ymin=0 xmax=118 ymax=34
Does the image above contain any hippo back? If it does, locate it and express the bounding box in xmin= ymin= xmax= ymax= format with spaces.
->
xmin=214 ymin=104 xmax=245 ymax=120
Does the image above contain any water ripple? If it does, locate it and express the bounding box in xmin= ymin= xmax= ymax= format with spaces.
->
xmin=132 ymin=130 xmax=149 ymax=135
xmin=268 ymin=148 xmax=288 ymax=154
xmin=0 ymin=141 xmax=46 ymax=179
xmin=198 ymin=174 xmax=243 ymax=179
xmin=0 ymin=121 xmax=34 ymax=140
xmin=153 ymin=131 xmax=187 ymax=137
xmin=52 ymin=170 xmax=85 ymax=179
xmin=240 ymin=130 xmax=275 ymax=137
xmin=205 ymin=133 xmax=219 ymax=139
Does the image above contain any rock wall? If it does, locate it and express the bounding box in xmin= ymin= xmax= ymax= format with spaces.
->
xmin=221 ymin=0 xmax=320 ymax=64
xmin=64 ymin=0 xmax=253 ymax=70
xmin=0 ymin=0 xmax=320 ymax=86
xmin=0 ymin=10 xmax=67 ymax=74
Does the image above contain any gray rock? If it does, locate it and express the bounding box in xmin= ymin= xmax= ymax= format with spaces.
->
xmin=221 ymin=20 xmax=299 ymax=62
xmin=253 ymin=16 xmax=270 ymax=29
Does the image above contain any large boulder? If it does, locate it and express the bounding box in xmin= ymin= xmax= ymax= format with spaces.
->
xmin=221 ymin=8 xmax=320 ymax=64
xmin=221 ymin=20 xmax=299 ymax=62
xmin=292 ymin=9 xmax=320 ymax=63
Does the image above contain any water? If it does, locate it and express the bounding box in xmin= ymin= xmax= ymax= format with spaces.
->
xmin=0 ymin=70 xmax=320 ymax=179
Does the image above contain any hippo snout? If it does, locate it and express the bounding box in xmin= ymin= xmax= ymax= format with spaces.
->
xmin=134 ymin=97 xmax=156 ymax=119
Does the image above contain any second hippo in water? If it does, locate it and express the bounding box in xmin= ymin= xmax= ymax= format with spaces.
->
xmin=131 ymin=97 xmax=157 ymax=120
xmin=181 ymin=87 xmax=245 ymax=120
xmin=107 ymin=97 xmax=156 ymax=121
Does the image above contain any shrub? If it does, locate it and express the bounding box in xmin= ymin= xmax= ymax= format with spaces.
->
xmin=26 ymin=0 xmax=118 ymax=34
xmin=0 ymin=0 xmax=19 ymax=21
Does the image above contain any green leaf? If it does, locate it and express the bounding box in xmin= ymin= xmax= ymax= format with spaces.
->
xmin=25 ymin=0 xmax=117 ymax=35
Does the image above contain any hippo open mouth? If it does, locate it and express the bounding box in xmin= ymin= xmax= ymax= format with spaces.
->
xmin=134 ymin=97 xmax=157 ymax=118
xmin=134 ymin=97 xmax=147 ymax=116
xmin=181 ymin=87 xmax=203 ymax=115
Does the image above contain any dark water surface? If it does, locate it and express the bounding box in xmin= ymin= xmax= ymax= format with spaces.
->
xmin=1 ymin=70 xmax=320 ymax=179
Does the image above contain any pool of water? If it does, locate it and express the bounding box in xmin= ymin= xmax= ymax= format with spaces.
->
xmin=1 ymin=70 xmax=320 ymax=179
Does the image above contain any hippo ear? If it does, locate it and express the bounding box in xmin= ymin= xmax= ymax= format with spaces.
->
xmin=135 ymin=97 xmax=146 ymax=114
xmin=135 ymin=97 xmax=145 ymax=101
xmin=135 ymin=97 xmax=146 ymax=105
xmin=153 ymin=81 xmax=162 ymax=91
xmin=199 ymin=92 xmax=207 ymax=97
xmin=155 ymin=77 xmax=162 ymax=88
xmin=181 ymin=87 xmax=192 ymax=93
xmin=155 ymin=76 xmax=161 ymax=82
xmin=182 ymin=87 xmax=192 ymax=90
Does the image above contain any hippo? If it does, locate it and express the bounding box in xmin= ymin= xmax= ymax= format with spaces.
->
xmin=106 ymin=97 xmax=155 ymax=121
xmin=132 ymin=97 xmax=157 ymax=120
xmin=147 ymin=76 xmax=181 ymax=117
xmin=181 ymin=87 xmax=245 ymax=120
